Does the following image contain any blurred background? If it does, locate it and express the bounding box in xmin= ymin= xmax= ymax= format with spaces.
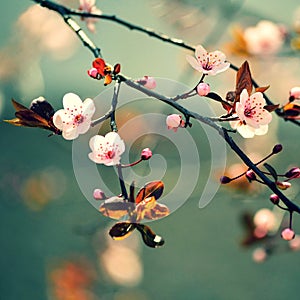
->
xmin=1 ymin=0 xmax=300 ymax=299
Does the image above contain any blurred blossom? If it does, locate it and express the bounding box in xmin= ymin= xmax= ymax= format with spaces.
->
xmin=136 ymin=76 xmax=157 ymax=89
xmin=99 ymin=243 xmax=143 ymax=287
xmin=48 ymin=258 xmax=97 ymax=300
xmin=253 ymin=208 xmax=276 ymax=232
xmin=79 ymin=0 xmax=102 ymax=33
xmin=21 ymin=167 xmax=66 ymax=211
xmin=244 ymin=21 xmax=285 ymax=55
xmin=252 ymin=247 xmax=267 ymax=263
xmin=17 ymin=4 xmax=78 ymax=60
xmin=289 ymin=235 xmax=300 ymax=251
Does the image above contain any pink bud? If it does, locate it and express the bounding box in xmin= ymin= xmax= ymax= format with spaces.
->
xmin=138 ymin=76 xmax=156 ymax=89
xmin=166 ymin=114 xmax=185 ymax=132
xmin=276 ymin=181 xmax=291 ymax=190
xmin=93 ymin=188 xmax=106 ymax=200
xmin=87 ymin=67 xmax=100 ymax=79
xmin=289 ymin=86 xmax=300 ymax=100
xmin=141 ymin=148 xmax=152 ymax=160
xmin=245 ymin=170 xmax=256 ymax=182
xmin=285 ymin=167 xmax=300 ymax=179
xmin=269 ymin=194 xmax=279 ymax=205
xmin=281 ymin=228 xmax=295 ymax=241
xmin=196 ymin=82 xmax=210 ymax=96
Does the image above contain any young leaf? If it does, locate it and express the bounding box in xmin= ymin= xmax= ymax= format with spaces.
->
xmin=109 ymin=222 xmax=136 ymax=240
xmin=255 ymin=85 xmax=270 ymax=93
xmin=235 ymin=61 xmax=253 ymax=102
xmin=264 ymin=104 xmax=280 ymax=112
xmin=135 ymin=181 xmax=164 ymax=204
xmin=135 ymin=224 xmax=165 ymax=248
xmin=264 ymin=163 xmax=278 ymax=181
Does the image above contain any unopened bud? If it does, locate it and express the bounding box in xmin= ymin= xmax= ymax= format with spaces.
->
xmin=276 ymin=181 xmax=291 ymax=190
xmin=196 ymin=82 xmax=210 ymax=96
xmin=141 ymin=148 xmax=152 ymax=160
xmin=269 ymin=194 xmax=280 ymax=205
xmin=245 ymin=170 xmax=256 ymax=182
xmin=272 ymin=144 xmax=283 ymax=154
xmin=93 ymin=188 xmax=106 ymax=200
xmin=166 ymin=114 xmax=185 ymax=132
xmin=285 ymin=167 xmax=300 ymax=179
xmin=87 ymin=67 xmax=100 ymax=79
xmin=220 ymin=176 xmax=232 ymax=184
xmin=281 ymin=228 xmax=295 ymax=241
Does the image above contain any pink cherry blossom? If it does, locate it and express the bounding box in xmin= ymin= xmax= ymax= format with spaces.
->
xmin=166 ymin=114 xmax=185 ymax=132
xmin=186 ymin=45 xmax=230 ymax=76
xmin=79 ymin=0 xmax=102 ymax=33
xmin=88 ymin=132 xmax=125 ymax=166
xmin=53 ymin=93 xmax=95 ymax=140
xmin=93 ymin=188 xmax=106 ymax=200
xmin=196 ymin=82 xmax=210 ymax=96
xmin=244 ymin=21 xmax=284 ymax=55
xmin=230 ymin=89 xmax=272 ymax=138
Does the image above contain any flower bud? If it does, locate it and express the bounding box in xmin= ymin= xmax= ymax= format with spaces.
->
xmin=285 ymin=167 xmax=300 ymax=179
xmin=196 ymin=82 xmax=210 ymax=96
xmin=166 ymin=114 xmax=185 ymax=132
xmin=93 ymin=188 xmax=106 ymax=200
xmin=276 ymin=181 xmax=291 ymax=190
xmin=245 ymin=170 xmax=256 ymax=182
xmin=281 ymin=228 xmax=295 ymax=241
xmin=220 ymin=176 xmax=232 ymax=184
xmin=137 ymin=76 xmax=156 ymax=89
xmin=289 ymin=235 xmax=300 ymax=251
xmin=87 ymin=67 xmax=100 ymax=79
xmin=289 ymin=86 xmax=300 ymax=101
xmin=269 ymin=194 xmax=279 ymax=205
xmin=141 ymin=148 xmax=152 ymax=160
xmin=272 ymin=144 xmax=283 ymax=154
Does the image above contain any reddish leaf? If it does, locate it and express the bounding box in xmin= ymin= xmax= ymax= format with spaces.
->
xmin=109 ymin=222 xmax=136 ymax=240
xmin=283 ymin=102 xmax=300 ymax=118
xmin=235 ymin=61 xmax=253 ymax=102
xmin=135 ymin=181 xmax=164 ymax=204
xmin=255 ymin=85 xmax=270 ymax=93
xmin=264 ymin=104 xmax=280 ymax=112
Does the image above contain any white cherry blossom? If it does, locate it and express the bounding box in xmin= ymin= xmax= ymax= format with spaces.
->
xmin=88 ymin=132 xmax=125 ymax=166
xmin=53 ymin=93 xmax=95 ymax=140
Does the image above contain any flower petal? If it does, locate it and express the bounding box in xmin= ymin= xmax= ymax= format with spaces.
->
xmin=186 ymin=55 xmax=202 ymax=71
xmin=53 ymin=109 xmax=64 ymax=130
xmin=254 ymin=124 xmax=269 ymax=136
xmin=62 ymin=93 xmax=83 ymax=110
xmin=237 ymin=124 xmax=255 ymax=138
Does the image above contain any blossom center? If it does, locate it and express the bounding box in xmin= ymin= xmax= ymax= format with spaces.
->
xmin=244 ymin=106 xmax=256 ymax=118
xmin=105 ymin=150 xmax=115 ymax=159
xmin=73 ymin=114 xmax=85 ymax=124
xmin=202 ymin=58 xmax=213 ymax=71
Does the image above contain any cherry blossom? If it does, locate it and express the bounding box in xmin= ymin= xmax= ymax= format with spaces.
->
xmin=79 ymin=0 xmax=102 ymax=33
xmin=141 ymin=148 xmax=152 ymax=160
xmin=230 ymin=89 xmax=272 ymax=138
xmin=281 ymin=228 xmax=295 ymax=241
xmin=88 ymin=132 xmax=125 ymax=166
xmin=244 ymin=21 xmax=285 ymax=55
xmin=186 ymin=45 xmax=230 ymax=76
xmin=53 ymin=93 xmax=95 ymax=140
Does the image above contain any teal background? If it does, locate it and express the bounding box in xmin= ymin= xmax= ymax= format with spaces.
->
xmin=1 ymin=1 xmax=300 ymax=299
